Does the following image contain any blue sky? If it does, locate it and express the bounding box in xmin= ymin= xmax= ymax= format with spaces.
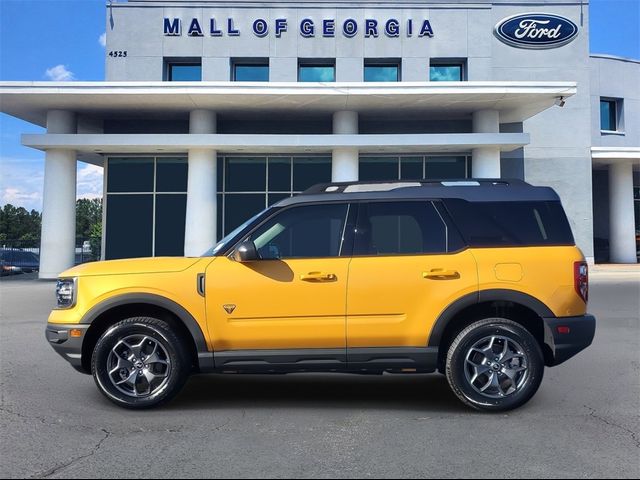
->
xmin=1 ymin=0 xmax=639 ymax=211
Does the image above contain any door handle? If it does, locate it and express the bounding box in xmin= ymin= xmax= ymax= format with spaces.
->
xmin=300 ymin=272 xmax=337 ymax=282
xmin=423 ymin=269 xmax=460 ymax=280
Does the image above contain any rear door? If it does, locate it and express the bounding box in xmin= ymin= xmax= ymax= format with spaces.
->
xmin=346 ymin=201 xmax=478 ymax=350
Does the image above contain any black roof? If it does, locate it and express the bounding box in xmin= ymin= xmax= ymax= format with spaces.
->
xmin=278 ymin=179 xmax=561 ymax=206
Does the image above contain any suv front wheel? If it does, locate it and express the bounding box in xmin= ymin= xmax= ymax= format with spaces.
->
xmin=91 ymin=317 xmax=190 ymax=409
xmin=446 ymin=318 xmax=544 ymax=412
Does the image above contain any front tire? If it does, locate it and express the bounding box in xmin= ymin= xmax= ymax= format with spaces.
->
xmin=91 ymin=317 xmax=190 ymax=409
xmin=446 ymin=318 xmax=544 ymax=412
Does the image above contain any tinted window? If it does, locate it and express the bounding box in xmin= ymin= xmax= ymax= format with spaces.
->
xmin=155 ymin=194 xmax=187 ymax=256
xmin=298 ymin=64 xmax=335 ymax=82
xmin=293 ymin=157 xmax=331 ymax=191
xmin=106 ymin=195 xmax=153 ymax=259
xmin=225 ymin=194 xmax=266 ymax=234
xmin=600 ymin=99 xmax=617 ymax=131
xmin=168 ymin=63 xmax=202 ymax=81
xmin=364 ymin=64 xmax=399 ymax=82
xmin=250 ymin=204 xmax=349 ymax=259
xmin=234 ymin=64 xmax=269 ymax=81
xmin=360 ymin=157 xmax=399 ymax=181
xmin=156 ymin=158 xmax=188 ymax=192
xmin=107 ymin=158 xmax=154 ymax=193
xmin=426 ymin=156 xmax=467 ymax=179
xmin=355 ymin=202 xmax=447 ymax=255
xmin=225 ymin=157 xmax=266 ymax=192
xmin=444 ymin=200 xmax=574 ymax=247
xmin=430 ymin=64 xmax=463 ymax=81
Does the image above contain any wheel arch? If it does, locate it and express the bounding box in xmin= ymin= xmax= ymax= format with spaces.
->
xmin=430 ymin=290 xmax=556 ymax=370
xmin=80 ymin=294 xmax=213 ymax=374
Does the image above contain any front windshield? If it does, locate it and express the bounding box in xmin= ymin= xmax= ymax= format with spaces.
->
xmin=201 ymin=207 xmax=271 ymax=256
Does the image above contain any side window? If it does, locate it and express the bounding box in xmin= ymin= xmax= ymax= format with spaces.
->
xmin=354 ymin=201 xmax=447 ymax=256
xmin=249 ymin=204 xmax=350 ymax=259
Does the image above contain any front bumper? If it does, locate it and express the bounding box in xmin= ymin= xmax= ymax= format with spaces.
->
xmin=45 ymin=324 xmax=90 ymax=373
xmin=542 ymin=314 xmax=596 ymax=366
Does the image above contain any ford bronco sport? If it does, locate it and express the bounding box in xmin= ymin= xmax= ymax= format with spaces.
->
xmin=46 ymin=179 xmax=596 ymax=411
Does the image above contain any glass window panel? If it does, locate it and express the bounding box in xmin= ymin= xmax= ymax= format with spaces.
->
xmin=107 ymin=158 xmax=154 ymax=193
xmin=234 ymin=64 xmax=269 ymax=81
xmin=155 ymin=194 xmax=187 ymax=256
xmin=354 ymin=202 xmax=447 ymax=255
xmin=156 ymin=158 xmax=188 ymax=192
xmin=105 ymin=194 xmax=153 ymax=259
xmin=400 ymin=156 xmax=424 ymax=180
xmin=364 ymin=65 xmax=399 ymax=82
xmin=268 ymin=193 xmax=292 ymax=206
xmin=425 ymin=156 xmax=467 ymax=179
xmin=360 ymin=157 xmax=399 ymax=181
xmin=217 ymin=194 xmax=223 ymax=240
xmin=217 ymin=157 xmax=224 ymax=191
xmin=225 ymin=157 xmax=267 ymax=192
xmin=600 ymin=100 xmax=616 ymax=131
xmin=224 ymin=194 xmax=266 ymax=234
xmin=268 ymin=157 xmax=292 ymax=191
xmin=250 ymin=204 xmax=349 ymax=259
xmin=293 ymin=157 xmax=331 ymax=191
xmin=298 ymin=65 xmax=335 ymax=82
xmin=169 ymin=64 xmax=201 ymax=81
xmin=430 ymin=65 xmax=462 ymax=81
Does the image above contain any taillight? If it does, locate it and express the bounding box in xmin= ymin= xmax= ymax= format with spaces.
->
xmin=574 ymin=261 xmax=589 ymax=303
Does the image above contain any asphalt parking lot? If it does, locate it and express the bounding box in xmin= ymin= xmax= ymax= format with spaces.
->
xmin=1 ymin=273 xmax=639 ymax=478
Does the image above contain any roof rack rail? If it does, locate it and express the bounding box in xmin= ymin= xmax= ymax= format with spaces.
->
xmin=302 ymin=179 xmax=527 ymax=195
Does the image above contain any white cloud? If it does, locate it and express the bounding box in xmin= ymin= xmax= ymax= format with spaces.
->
xmin=77 ymin=163 xmax=104 ymax=200
xmin=98 ymin=32 xmax=106 ymax=48
xmin=44 ymin=64 xmax=75 ymax=82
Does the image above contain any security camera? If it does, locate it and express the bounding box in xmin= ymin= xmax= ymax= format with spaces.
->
xmin=555 ymin=97 xmax=566 ymax=108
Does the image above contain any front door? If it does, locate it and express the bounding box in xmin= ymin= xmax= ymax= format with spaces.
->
xmin=205 ymin=203 xmax=354 ymax=357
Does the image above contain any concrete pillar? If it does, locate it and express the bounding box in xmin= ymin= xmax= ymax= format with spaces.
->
xmin=332 ymin=111 xmax=359 ymax=182
xmin=39 ymin=110 xmax=77 ymax=279
xmin=185 ymin=110 xmax=217 ymax=257
xmin=608 ymin=161 xmax=637 ymax=264
xmin=472 ymin=109 xmax=501 ymax=178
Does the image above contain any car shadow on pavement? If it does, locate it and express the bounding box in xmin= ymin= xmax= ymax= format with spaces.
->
xmin=168 ymin=372 xmax=467 ymax=413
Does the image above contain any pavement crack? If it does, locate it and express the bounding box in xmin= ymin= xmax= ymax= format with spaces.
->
xmin=33 ymin=428 xmax=111 ymax=479
xmin=585 ymin=405 xmax=640 ymax=449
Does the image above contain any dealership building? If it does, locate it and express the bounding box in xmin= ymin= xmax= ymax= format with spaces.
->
xmin=0 ymin=0 xmax=638 ymax=278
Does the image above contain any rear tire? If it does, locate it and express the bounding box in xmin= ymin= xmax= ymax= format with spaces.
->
xmin=91 ymin=317 xmax=190 ymax=409
xmin=445 ymin=318 xmax=544 ymax=412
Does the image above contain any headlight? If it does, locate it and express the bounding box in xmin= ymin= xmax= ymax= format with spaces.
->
xmin=56 ymin=278 xmax=77 ymax=309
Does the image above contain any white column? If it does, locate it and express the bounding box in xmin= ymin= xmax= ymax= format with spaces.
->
xmin=184 ymin=110 xmax=217 ymax=257
xmin=332 ymin=111 xmax=359 ymax=182
xmin=39 ymin=110 xmax=77 ymax=279
xmin=472 ymin=109 xmax=501 ymax=178
xmin=608 ymin=161 xmax=637 ymax=264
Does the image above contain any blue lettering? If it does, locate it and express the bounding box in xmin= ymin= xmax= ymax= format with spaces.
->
xmin=300 ymin=18 xmax=315 ymax=37
xmin=407 ymin=19 xmax=413 ymax=37
xmin=323 ymin=19 xmax=335 ymax=37
xmin=210 ymin=18 xmax=222 ymax=36
xmin=275 ymin=18 xmax=287 ymax=37
xmin=365 ymin=19 xmax=378 ymax=38
xmin=419 ymin=19 xmax=434 ymax=38
xmin=385 ymin=19 xmax=400 ymax=37
xmin=188 ymin=18 xmax=203 ymax=37
xmin=228 ymin=18 xmax=240 ymax=36
xmin=164 ymin=18 xmax=181 ymax=36
xmin=343 ymin=18 xmax=358 ymax=37
xmin=253 ymin=18 xmax=268 ymax=37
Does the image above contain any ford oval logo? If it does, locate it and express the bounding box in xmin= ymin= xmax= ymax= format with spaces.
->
xmin=494 ymin=13 xmax=579 ymax=49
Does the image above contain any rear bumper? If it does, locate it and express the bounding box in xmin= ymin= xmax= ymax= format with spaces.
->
xmin=45 ymin=324 xmax=89 ymax=373
xmin=542 ymin=314 xmax=596 ymax=366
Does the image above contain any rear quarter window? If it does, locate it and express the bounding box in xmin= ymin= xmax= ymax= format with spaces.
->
xmin=444 ymin=199 xmax=575 ymax=247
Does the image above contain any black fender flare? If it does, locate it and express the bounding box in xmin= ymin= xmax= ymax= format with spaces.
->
xmin=427 ymin=289 xmax=556 ymax=347
xmin=80 ymin=293 xmax=214 ymax=371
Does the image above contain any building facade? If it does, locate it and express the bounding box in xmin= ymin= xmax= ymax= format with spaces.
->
xmin=0 ymin=0 xmax=638 ymax=278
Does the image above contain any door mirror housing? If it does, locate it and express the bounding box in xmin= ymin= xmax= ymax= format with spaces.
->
xmin=232 ymin=240 xmax=260 ymax=262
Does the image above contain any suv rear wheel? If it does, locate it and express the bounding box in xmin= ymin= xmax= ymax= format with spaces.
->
xmin=91 ymin=317 xmax=190 ymax=409
xmin=445 ymin=318 xmax=544 ymax=412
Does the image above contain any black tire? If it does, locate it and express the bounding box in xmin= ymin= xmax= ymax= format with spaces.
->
xmin=445 ymin=318 xmax=544 ymax=412
xmin=91 ymin=317 xmax=190 ymax=409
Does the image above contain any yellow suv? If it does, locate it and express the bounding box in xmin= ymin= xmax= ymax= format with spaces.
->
xmin=46 ymin=180 xmax=596 ymax=411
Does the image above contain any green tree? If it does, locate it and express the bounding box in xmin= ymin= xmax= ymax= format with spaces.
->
xmin=76 ymin=198 xmax=103 ymax=239
xmin=0 ymin=204 xmax=41 ymax=243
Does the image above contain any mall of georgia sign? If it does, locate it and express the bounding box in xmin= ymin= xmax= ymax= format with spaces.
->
xmin=494 ymin=13 xmax=579 ymax=49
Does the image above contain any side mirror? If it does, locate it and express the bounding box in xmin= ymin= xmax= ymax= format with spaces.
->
xmin=232 ymin=240 xmax=260 ymax=262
